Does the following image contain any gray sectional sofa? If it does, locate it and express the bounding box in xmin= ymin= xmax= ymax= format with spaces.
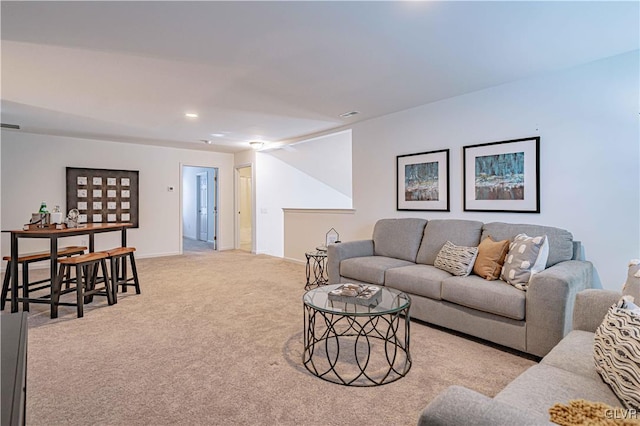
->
xmin=418 ymin=289 xmax=624 ymax=425
xmin=327 ymin=218 xmax=593 ymax=357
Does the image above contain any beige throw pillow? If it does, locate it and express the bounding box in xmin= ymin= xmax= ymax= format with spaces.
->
xmin=500 ymin=233 xmax=549 ymax=291
xmin=593 ymin=296 xmax=640 ymax=411
xmin=473 ymin=235 xmax=510 ymax=280
xmin=434 ymin=241 xmax=478 ymax=277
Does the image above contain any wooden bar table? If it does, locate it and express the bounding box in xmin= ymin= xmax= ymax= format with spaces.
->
xmin=3 ymin=223 xmax=132 ymax=317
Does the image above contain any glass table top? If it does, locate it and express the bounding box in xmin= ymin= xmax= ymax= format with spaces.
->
xmin=303 ymin=284 xmax=410 ymax=316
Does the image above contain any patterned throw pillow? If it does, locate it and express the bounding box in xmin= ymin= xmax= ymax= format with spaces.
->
xmin=593 ymin=296 xmax=640 ymax=410
xmin=434 ymin=241 xmax=478 ymax=277
xmin=473 ymin=235 xmax=510 ymax=280
xmin=500 ymin=233 xmax=549 ymax=290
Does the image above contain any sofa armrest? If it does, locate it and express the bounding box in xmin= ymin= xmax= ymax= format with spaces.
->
xmin=418 ymin=386 xmax=552 ymax=426
xmin=327 ymin=240 xmax=374 ymax=284
xmin=573 ymin=289 xmax=621 ymax=333
xmin=525 ymin=260 xmax=593 ymax=357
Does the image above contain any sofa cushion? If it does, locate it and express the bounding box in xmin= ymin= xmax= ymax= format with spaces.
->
xmin=385 ymin=265 xmax=450 ymax=300
xmin=593 ymin=296 xmax=640 ymax=410
xmin=473 ymin=235 xmax=510 ymax=280
xmin=372 ymin=218 xmax=427 ymax=262
xmin=441 ymin=275 xmax=526 ymax=320
xmin=416 ymin=219 xmax=483 ymax=265
xmin=434 ymin=241 xmax=478 ymax=277
xmin=500 ymin=234 xmax=549 ymax=291
xmin=541 ymin=330 xmax=601 ymax=382
xmin=482 ymin=222 xmax=573 ymax=267
xmin=495 ymin=364 xmax=622 ymax=416
xmin=340 ymin=256 xmax=414 ymax=285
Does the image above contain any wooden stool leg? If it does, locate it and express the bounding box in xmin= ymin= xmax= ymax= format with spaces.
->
xmin=22 ymin=263 xmax=30 ymax=311
xmin=1 ymin=261 xmax=11 ymax=311
xmin=64 ymin=255 xmax=72 ymax=289
xmin=101 ymin=259 xmax=114 ymax=306
xmin=51 ymin=264 xmax=66 ymax=319
xmin=110 ymin=257 xmax=118 ymax=303
xmin=129 ymin=253 xmax=141 ymax=294
xmin=118 ymin=257 xmax=127 ymax=293
xmin=76 ymin=264 xmax=84 ymax=318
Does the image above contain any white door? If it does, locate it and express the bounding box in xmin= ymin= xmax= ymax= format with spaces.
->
xmin=237 ymin=166 xmax=253 ymax=252
xmin=197 ymin=173 xmax=208 ymax=241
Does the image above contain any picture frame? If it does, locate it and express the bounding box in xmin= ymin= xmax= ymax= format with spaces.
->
xmin=397 ymin=149 xmax=449 ymax=211
xmin=463 ymin=136 xmax=540 ymax=213
xmin=66 ymin=167 xmax=140 ymax=227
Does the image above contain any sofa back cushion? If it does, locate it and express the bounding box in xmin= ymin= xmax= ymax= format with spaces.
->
xmin=482 ymin=222 xmax=574 ymax=267
xmin=416 ymin=219 xmax=483 ymax=265
xmin=373 ymin=218 xmax=427 ymax=262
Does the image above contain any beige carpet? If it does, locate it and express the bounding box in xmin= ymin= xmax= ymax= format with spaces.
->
xmin=6 ymin=250 xmax=536 ymax=425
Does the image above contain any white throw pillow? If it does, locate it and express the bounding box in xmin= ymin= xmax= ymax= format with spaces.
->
xmin=593 ymin=296 xmax=640 ymax=410
xmin=500 ymin=233 xmax=549 ymax=291
xmin=434 ymin=241 xmax=478 ymax=277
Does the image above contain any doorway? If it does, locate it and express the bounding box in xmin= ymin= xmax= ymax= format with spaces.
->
xmin=236 ymin=165 xmax=253 ymax=252
xmin=182 ymin=165 xmax=218 ymax=253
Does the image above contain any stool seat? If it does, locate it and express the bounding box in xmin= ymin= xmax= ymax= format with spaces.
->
xmin=58 ymin=252 xmax=108 ymax=265
xmin=106 ymin=247 xmax=136 ymax=257
xmin=2 ymin=245 xmax=87 ymax=263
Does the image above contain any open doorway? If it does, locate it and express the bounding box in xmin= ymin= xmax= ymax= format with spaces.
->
xmin=182 ymin=165 xmax=218 ymax=253
xmin=236 ymin=165 xmax=253 ymax=252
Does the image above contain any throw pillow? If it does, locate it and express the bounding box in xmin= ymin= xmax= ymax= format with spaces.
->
xmin=472 ymin=235 xmax=510 ymax=280
xmin=549 ymin=399 xmax=639 ymax=426
xmin=434 ymin=241 xmax=478 ymax=277
xmin=500 ymin=233 xmax=549 ymax=291
xmin=622 ymin=259 xmax=640 ymax=299
xmin=593 ymin=296 xmax=640 ymax=411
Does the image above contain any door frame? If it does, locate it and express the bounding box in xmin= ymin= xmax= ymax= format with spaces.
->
xmin=235 ymin=163 xmax=255 ymax=253
xmin=180 ymin=164 xmax=220 ymax=254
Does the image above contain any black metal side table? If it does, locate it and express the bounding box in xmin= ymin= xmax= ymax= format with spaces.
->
xmin=302 ymin=284 xmax=412 ymax=386
xmin=305 ymin=248 xmax=328 ymax=290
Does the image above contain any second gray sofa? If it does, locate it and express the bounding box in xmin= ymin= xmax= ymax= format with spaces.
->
xmin=327 ymin=218 xmax=593 ymax=357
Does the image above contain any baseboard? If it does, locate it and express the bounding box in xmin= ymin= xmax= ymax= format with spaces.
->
xmin=283 ymin=257 xmax=305 ymax=265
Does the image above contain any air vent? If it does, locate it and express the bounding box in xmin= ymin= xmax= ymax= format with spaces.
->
xmin=339 ymin=111 xmax=360 ymax=118
xmin=1 ymin=123 xmax=20 ymax=130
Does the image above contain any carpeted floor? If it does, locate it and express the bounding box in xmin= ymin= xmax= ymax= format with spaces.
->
xmin=5 ymin=250 xmax=536 ymax=425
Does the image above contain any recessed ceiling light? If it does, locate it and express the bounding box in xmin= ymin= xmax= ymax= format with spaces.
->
xmin=339 ymin=111 xmax=360 ymax=118
xmin=249 ymin=141 xmax=264 ymax=150
xmin=210 ymin=133 xmax=225 ymax=138
xmin=200 ymin=139 xmax=212 ymax=144
xmin=185 ymin=112 xmax=198 ymax=118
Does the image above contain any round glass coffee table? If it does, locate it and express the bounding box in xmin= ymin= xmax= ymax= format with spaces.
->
xmin=302 ymin=284 xmax=411 ymax=386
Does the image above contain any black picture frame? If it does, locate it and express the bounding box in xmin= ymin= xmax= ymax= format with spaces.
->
xmin=463 ymin=137 xmax=540 ymax=213
xmin=66 ymin=167 xmax=140 ymax=228
xmin=397 ymin=149 xmax=450 ymax=211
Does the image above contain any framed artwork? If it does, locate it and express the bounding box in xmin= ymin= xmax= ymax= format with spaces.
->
xmin=66 ymin=167 xmax=139 ymax=227
xmin=397 ymin=149 xmax=449 ymax=211
xmin=463 ymin=136 xmax=540 ymax=213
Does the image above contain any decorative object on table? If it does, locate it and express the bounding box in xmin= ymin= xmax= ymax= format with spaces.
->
xmin=50 ymin=205 xmax=64 ymax=225
xmin=397 ymin=149 xmax=450 ymax=211
xmin=325 ymin=228 xmax=340 ymax=246
xmin=66 ymin=208 xmax=79 ymax=228
xmin=66 ymin=167 xmax=139 ymax=228
xmin=328 ymin=283 xmax=382 ymax=306
xmin=463 ymin=136 xmax=540 ymax=213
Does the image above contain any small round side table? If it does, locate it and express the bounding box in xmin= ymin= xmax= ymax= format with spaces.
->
xmin=305 ymin=247 xmax=328 ymax=290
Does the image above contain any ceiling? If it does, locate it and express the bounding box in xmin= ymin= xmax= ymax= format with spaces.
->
xmin=1 ymin=1 xmax=638 ymax=153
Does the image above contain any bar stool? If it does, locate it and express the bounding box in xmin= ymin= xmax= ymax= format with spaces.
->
xmin=51 ymin=252 xmax=113 ymax=318
xmin=1 ymin=246 xmax=87 ymax=311
xmin=103 ymin=247 xmax=140 ymax=303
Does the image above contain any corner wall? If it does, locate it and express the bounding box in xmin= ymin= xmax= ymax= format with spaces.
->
xmin=1 ymin=132 xmax=235 ymax=259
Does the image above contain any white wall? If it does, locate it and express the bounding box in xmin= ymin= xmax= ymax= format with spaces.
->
xmin=283 ymin=51 xmax=640 ymax=291
xmin=1 ymin=132 xmax=235 ymax=261
xmin=256 ymin=131 xmax=353 ymax=257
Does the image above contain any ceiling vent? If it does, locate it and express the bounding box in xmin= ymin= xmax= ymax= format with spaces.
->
xmin=339 ymin=111 xmax=360 ymax=118
xmin=1 ymin=123 xmax=20 ymax=130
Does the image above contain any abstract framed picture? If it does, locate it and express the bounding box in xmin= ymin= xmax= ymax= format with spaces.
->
xmin=397 ymin=149 xmax=449 ymax=211
xmin=463 ymin=137 xmax=540 ymax=213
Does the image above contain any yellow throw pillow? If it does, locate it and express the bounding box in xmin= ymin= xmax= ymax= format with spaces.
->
xmin=473 ymin=235 xmax=510 ymax=280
